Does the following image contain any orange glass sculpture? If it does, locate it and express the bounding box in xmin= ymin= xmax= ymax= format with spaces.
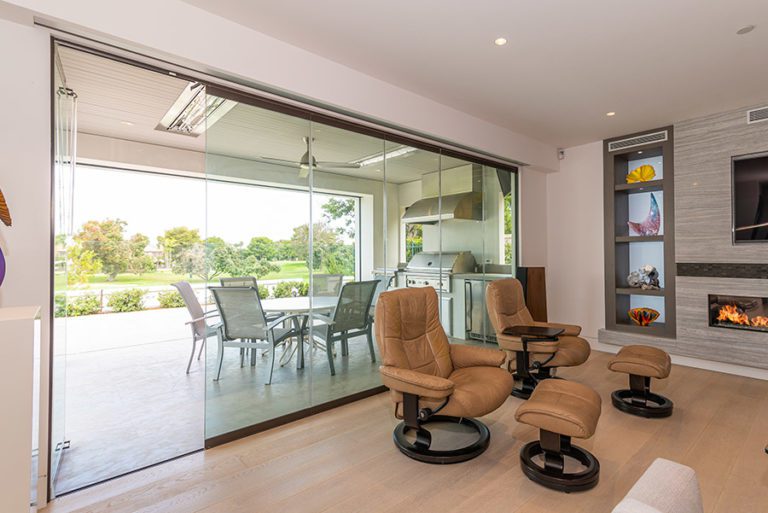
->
xmin=628 ymin=307 xmax=660 ymax=326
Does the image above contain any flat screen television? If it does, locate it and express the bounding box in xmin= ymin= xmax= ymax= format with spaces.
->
xmin=733 ymin=153 xmax=768 ymax=243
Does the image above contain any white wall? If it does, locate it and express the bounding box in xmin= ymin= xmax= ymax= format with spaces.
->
xmin=545 ymin=142 xmax=604 ymax=342
xmin=519 ymin=168 xmax=548 ymax=267
xmin=0 ymin=13 xmax=50 ymax=506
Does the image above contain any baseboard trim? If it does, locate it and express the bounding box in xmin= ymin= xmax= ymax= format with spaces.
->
xmin=587 ymin=337 xmax=768 ymax=381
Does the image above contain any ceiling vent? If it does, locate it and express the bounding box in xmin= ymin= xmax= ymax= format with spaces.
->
xmin=608 ymin=130 xmax=668 ymax=152
xmin=747 ymin=106 xmax=768 ymax=125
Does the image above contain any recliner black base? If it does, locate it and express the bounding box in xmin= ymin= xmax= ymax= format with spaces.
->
xmin=511 ymin=365 xmax=560 ymax=400
xmin=519 ymin=429 xmax=599 ymax=493
xmin=393 ymin=415 xmax=490 ymax=464
xmin=611 ymin=374 xmax=673 ymax=418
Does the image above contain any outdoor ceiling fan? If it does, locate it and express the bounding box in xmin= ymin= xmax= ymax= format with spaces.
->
xmin=255 ymin=137 xmax=361 ymax=178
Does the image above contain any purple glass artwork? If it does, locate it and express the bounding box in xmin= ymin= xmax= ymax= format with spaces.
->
xmin=0 ymin=247 xmax=5 ymax=287
xmin=628 ymin=193 xmax=660 ymax=236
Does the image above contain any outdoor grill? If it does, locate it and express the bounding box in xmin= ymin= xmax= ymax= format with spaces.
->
xmin=400 ymin=251 xmax=477 ymax=294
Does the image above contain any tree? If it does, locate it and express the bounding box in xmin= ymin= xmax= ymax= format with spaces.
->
xmin=67 ymin=243 xmax=102 ymax=284
xmin=210 ymin=242 xmax=279 ymax=278
xmin=74 ymin=219 xmax=130 ymax=280
xmin=322 ymin=244 xmax=355 ymax=276
xmin=274 ymin=240 xmax=296 ymax=261
xmin=289 ymin=222 xmax=342 ymax=270
xmin=126 ymin=233 xmax=156 ymax=275
xmin=173 ymin=244 xmax=207 ymax=280
xmin=157 ymin=227 xmax=201 ymax=267
xmin=504 ymin=194 xmax=514 ymax=264
xmin=321 ymin=198 xmax=356 ymax=238
xmin=504 ymin=193 xmax=513 ymax=234
xmin=172 ymin=239 xmax=280 ymax=281
xmin=246 ymin=236 xmax=278 ymax=261
xmin=405 ymin=223 xmax=423 ymax=261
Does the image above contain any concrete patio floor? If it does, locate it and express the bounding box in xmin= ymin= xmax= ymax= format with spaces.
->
xmin=53 ymin=307 xmax=383 ymax=494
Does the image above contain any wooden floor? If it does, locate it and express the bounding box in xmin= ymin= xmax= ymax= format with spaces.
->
xmin=45 ymin=351 xmax=768 ymax=513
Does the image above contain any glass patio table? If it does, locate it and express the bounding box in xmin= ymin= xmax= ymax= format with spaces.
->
xmin=261 ymin=296 xmax=337 ymax=369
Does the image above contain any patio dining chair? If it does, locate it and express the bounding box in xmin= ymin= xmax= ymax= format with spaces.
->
xmin=210 ymin=286 xmax=306 ymax=384
xmin=221 ymin=276 xmax=281 ymax=322
xmin=220 ymin=276 xmax=258 ymax=287
xmin=311 ymin=274 xmax=344 ymax=297
xmin=311 ymin=280 xmax=378 ymax=376
xmin=172 ymin=281 xmax=220 ymax=374
xmin=368 ymin=275 xmax=394 ymax=322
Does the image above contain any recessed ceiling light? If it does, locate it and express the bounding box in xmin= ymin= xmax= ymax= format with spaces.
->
xmin=606 ymin=111 xmax=616 ymax=117
xmin=494 ymin=37 xmax=507 ymax=46
xmin=637 ymin=151 xmax=643 ymax=154
xmin=737 ymin=25 xmax=756 ymax=35
xmin=120 ymin=120 xmax=134 ymax=126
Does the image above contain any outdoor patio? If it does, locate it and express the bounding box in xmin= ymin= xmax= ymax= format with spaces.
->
xmin=54 ymin=307 xmax=382 ymax=494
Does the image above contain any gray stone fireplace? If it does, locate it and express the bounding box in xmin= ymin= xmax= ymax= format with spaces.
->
xmin=599 ymin=104 xmax=768 ymax=370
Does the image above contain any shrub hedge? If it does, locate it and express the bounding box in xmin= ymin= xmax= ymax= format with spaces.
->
xmin=107 ymin=288 xmax=146 ymax=312
xmin=157 ymin=289 xmax=186 ymax=308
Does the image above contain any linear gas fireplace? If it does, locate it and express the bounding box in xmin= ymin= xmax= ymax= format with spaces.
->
xmin=709 ymin=294 xmax=768 ymax=333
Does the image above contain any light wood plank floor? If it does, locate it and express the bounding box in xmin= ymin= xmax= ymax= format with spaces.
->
xmin=45 ymin=351 xmax=768 ymax=513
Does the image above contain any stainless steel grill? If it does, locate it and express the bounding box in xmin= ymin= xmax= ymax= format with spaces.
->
xmin=400 ymin=251 xmax=476 ymax=293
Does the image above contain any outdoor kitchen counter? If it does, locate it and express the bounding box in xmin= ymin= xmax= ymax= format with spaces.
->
xmin=453 ymin=272 xmax=514 ymax=280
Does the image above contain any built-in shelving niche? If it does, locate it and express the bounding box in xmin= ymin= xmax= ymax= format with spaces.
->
xmin=604 ymin=127 xmax=676 ymax=338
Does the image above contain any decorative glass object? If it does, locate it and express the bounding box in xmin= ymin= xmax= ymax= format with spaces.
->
xmin=628 ymin=193 xmax=660 ymax=236
xmin=0 ymin=187 xmax=10 ymax=287
xmin=626 ymin=164 xmax=656 ymax=183
xmin=628 ymin=307 xmax=660 ymax=326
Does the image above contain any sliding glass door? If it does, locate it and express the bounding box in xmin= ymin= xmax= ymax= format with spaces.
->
xmin=50 ymin=52 xmax=78 ymax=498
xmin=49 ymin=43 xmax=520 ymax=477
xmin=203 ymin=96 xmax=314 ymax=439
xmin=202 ymin=92 xmax=397 ymax=442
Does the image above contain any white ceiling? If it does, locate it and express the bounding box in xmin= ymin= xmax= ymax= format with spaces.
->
xmin=58 ymin=46 xmax=469 ymax=183
xmin=182 ymin=0 xmax=768 ymax=148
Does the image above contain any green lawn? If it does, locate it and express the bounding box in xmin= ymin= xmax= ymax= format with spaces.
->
xmin=54 ymin=261 xmax=313 ymax=290
xmin=261 ymin=261 xmax=311 ymax=280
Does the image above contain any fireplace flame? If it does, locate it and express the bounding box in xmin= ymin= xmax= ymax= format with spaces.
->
xmin=752 ymin=316 xmax=768 ymax=328
xmin=716 ymin=304 xmax=750 ymax=325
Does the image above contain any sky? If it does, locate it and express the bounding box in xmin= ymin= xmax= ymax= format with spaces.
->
xmin=71 ymin=166 xmax=346 ymax=248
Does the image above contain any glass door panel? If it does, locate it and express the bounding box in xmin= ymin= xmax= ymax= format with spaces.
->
xmin=308 ymin=120 xmax=387 ymax=405
xmin=204 ymin=94 xmax=312 ymax=441
xmin=479 ymin=165 xmax=517 ymax=343
xmin=50 ymin=46 xmax=78 ymax=497
xmin=436 ymin=155 xmax=485 ymax=344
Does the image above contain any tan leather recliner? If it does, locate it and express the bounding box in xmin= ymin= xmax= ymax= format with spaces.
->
xmin=375 ymin=286 xmax=514 ymax=463
xmin=486 ymin=278 xmax=590 ymax=399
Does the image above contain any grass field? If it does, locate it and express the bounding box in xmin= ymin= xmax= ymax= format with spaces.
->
xmin=54 ymin=261 xmax=314 ymax=290
xmin=261 ymin=261 xmax=311 ymax=280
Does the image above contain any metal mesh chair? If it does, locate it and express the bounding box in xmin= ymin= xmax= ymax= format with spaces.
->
xmin=220 ymin=276 xmax=281 ymax=322
xmin=369 ymin=275 xmax=394 ymax=321
xmin=312 ymin=280 xmax=378 ymax=376
xmin=220 ymin=276 xmax=258 ymax=287
xmin=172 ymin=281 xmax=220 ymax=374
xmin=210 ymin=286 xmax=306 ymax=384
xmin=311 ymin=274 xmax=344 ymax=297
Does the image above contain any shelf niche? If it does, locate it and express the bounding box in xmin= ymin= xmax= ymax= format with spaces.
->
xmin=604 ymin=127 xmax=676 ymax=338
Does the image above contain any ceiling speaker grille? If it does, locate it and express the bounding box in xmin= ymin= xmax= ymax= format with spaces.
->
xmin=608 ymin=130 xmax=668 ymax=152
xmin=747 ymin=106 xmax=768 ymax=124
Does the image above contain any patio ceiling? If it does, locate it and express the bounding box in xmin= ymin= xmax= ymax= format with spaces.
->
xmin=58 ymin=46 xmax=469 ymax=184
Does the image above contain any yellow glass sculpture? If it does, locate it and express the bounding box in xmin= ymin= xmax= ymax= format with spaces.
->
xmin=626 ymin=164 xmax=656 ymax=183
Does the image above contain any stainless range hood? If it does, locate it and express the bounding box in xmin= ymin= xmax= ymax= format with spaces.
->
xmin=402 ymin=192 xmax=482 ymax=224
xmin=402 ymin=164 xmax=484 ymax=224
